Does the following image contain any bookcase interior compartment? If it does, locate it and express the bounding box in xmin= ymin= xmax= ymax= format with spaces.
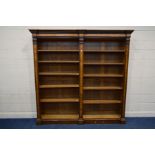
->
xmin=84 ymin=90 xmax=122 ymax=100
xmin=41 ymin=103 xmax=79 ymax=120
xmin=83 ymin=104 xmax=121 ymax=119
xmin=38 ymin=38 xmax=79 ymax=50
xmin=38 ymin=52 xmax=79 ymax=61
xmin=39 ymin=63 xmax=79 ymax=73
xmin=84 ymin=65 xmax=124 ymax=74
xmin=84 ymin=77 xmax=123 ymax=87
xmin=39 ymin=76 xmax=79 ymax=85
xmin=84 ymin=40 xmax=125 ymax=51
xmin=84 ymin=52 xmax=124 ymax=63
xmin=40 ymin=88 xmax=79 ymax=99
xmin=30 ymin=29 xmax=133 ymax=124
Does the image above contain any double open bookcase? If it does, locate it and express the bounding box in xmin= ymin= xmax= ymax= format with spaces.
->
xmin=30 ymin=29 xmax=133 ymax=124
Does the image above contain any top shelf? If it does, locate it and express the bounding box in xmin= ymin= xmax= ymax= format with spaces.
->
xmin=30 ymin=29 xmax=134 ymax=39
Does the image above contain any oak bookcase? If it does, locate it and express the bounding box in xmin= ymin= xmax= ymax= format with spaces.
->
xmin=30 ymin=29 xmax=133 ymax=124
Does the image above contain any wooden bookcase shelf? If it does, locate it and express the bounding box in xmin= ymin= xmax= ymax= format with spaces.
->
xmin=84 ymin=74 xmax=124 ymax=77
xmin=83 ymin=86 xmax=123 ymax=90
xmin=41 ymin=114 xmax=79 ymax=120
xmin=83 ymin=100 xmax=122 ymax=104
xmin=30 ymin=29 xmax=133 ymax=124
xmin=39 ymin=84 xmax=79 ymax=88
xmin=83 ymin=114 xmax=121 ymax=119
xmin=38 ymin=50 xmax=79 ymax=52
xmin=84 ymin=50 xmax=125 ymax=53
xmin=40 ymin=98 xmax=79 ymax=103
xmin=39 ymin=72 xmax=79 ymax=76
xmin=84 ymin=62 xmax=124 ymax=65
xmin=38 ymin=60 xmax=79 ymax=63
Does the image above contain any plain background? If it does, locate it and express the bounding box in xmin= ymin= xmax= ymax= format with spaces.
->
xmin=0 ymin=26 xmax=155 ymax=118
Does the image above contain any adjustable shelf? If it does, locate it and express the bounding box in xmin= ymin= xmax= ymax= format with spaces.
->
xmin=39 ymin=72 xmax=79 ymax=76
xmin=39 ymin=84 xmax=79 ymax=88
xmin=38 ymin=49 xmax=79 ymax=52
xmin=30 ymin=29 xmax=133 ymax=124
xmin=84 ymin=62 xmax=124 ymax=65
xmin=38 ymin=60 xmax=79 ymax=64
xmin=84 ymin=74 xmax=124 ymax=77
xmin=83 ymin=100 xmax=122 ymax=104
xmin=40 ymin=98 xmax=79 ymax=103
xmin=84 ymin=50 xmax=125 ymax=53
xmin=84 ymin=86 xmax=123 ymax=90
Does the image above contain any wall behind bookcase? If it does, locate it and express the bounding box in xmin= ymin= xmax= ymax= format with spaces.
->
xmin=0 ymin=26 xmax=155 ymax=118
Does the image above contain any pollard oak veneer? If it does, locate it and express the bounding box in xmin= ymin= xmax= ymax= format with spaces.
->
xmin=30 ymin=29 xmax=133 ymax=124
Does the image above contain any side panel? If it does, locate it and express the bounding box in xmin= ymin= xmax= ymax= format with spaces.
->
xmin=32 ymin=36 xmax=41 ymax=122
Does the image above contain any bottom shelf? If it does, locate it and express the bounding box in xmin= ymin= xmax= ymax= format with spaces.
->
xmin=83 ymin=114 xmax=121 ymax=119
xmin=41 ymin=114 xmax=79 ymax=120
xmin=38 ymin=114 xmax=123 ymax=124
xmin=41 ymin=114 xmax=120 ymax=120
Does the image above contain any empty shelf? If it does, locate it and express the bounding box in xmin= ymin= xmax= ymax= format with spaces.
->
xmin=38 ymin=50 xmax=79 ymax=52
xmin=84 ymin=62 xmax=124 ymax=65
xmin=84 ymin=86 xmax=123 ymax=90
xmin=84 ymin=74 xmax=124 ymax=77
xmin=39 ymin=84 xmax=79 ymax=88
xmin=84 ymin=50 xmax=125 ymax=53
xmin=83 ymin=114 xmax=121 ymax=119
xmin=40 ymin=98 xmax=79 ymax=103
xmin=39 ymin=72 xmax=79 ymax=76
xmin=41 ymin=114 xmax=79 ymax=120
xmin=83 ymin=100 xmax=122 ymax=104
xmin=38 ymin=61 xmax=79 ymax=63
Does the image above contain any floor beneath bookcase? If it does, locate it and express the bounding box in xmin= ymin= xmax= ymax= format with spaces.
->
xmin=0 ymin=117 xmax=155 ymax=129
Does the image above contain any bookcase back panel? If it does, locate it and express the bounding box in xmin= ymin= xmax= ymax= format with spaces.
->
xmin=84 ymin=90 xmax=122 ymax=100
xmin=83 ymin=104 xmax=120 ymax=115
xmin=39 ymin=76 xmax=79 ymax=85
xmin=42 ymin=103 xmax=79 ymax=115
xmin=84 ymin=53 xmax=124 ymax=63
xmin=84 ymin=66 xmax=124 ymax=74
xmin=38 ymin=52 xmax=79 ymax=61
xmin=38 ymin=39 xmax=79 ymax=50
xmin=84 ymin=40 xmax=125 ymax=50
xmin=40 ymin=88 xmax=79 ymax=99
xmin=39 ymin=63 xmax=79 ymax=73
xmin=84 ymin=77 xmax=122 ymax=87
